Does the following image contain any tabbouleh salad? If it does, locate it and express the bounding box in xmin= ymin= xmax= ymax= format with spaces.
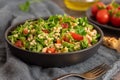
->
xmin=8 ymin=15 xmax=100 ymax=54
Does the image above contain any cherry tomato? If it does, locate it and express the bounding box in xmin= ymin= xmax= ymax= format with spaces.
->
xmin=110 ymin=14 xmax=120 ymax=27
xmin=70 ymin=32 xmax=83 ymax=41
xmin=61 ymin=23 xmax=69 ymax=28
xmin=91 ymin=2 xmax=105 ymax=17
xmin=47 ymin=48 xmax=56 ymax=53
xmin=118 ymin=6 xmax=120 ymax=10
xmin=62 ymin=36 xmax=69 ymax=42
xmin=96 ymin=9 xmax=110 ymax=24
xmin=15 ymin=40 xmax=23 ymax=48
xmin=23 ymin=28 xmax=29 ymax=35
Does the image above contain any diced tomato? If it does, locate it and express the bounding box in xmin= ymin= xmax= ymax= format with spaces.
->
xmin=47 ymin=48 xmax=56 ymax=53
xmin=15 ymin=40 xmax=23 ymax=48
xmin=42 ymin=29 xmax=49 ymax=33
xmin=23 ymin=28 xmax=29 ymax=35
xmin=56 ymin=39 xmax=61 ymax=44
xmin=61 ymin=23 xmax=69 ymax=28
xmin=62 ymin=36 xmax=69 ymax=42
xmin=70 ymin=32 xmax=83 ymax=41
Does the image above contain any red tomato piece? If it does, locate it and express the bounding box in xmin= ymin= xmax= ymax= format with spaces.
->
xmin=61 ymin=23 xmax=69 ymax=28
xmin=23 ymin=28 xmax=29 ymax=35
xmin=111 ymin=14 xmax=120 ymax=27
xmin=91 ymin=2 xmax=105 ymax=17
xmin=15 ymin=40 xmax=23 ymax=48
xmin=96 ymin=9 xmax=110 ymax=24
xmin=62 ymin=36 xmax=69 ymax=42
xmin=56 ymin=39 xmax=61 ymax=44
xmin=70 ymin=32 xmax=83 ymax=41
xmin=47 ymin=48 xmax=56 ymax=53
xmin=118 ymin=7 xmax=120 ymax=10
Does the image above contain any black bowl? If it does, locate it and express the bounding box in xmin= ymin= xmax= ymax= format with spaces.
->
xmin=5 ymin=18 xmax=104 ymax=67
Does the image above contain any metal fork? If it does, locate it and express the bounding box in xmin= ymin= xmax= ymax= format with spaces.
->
xmin=53 ymin=63 xmax=110 ymax=80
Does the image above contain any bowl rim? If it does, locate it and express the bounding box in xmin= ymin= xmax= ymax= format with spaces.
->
xmin=5 ymin=18 xmax=104 ymax=55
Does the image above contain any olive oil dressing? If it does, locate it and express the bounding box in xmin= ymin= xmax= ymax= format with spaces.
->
xmin=64 ymin=0 xmax=99 ymax=11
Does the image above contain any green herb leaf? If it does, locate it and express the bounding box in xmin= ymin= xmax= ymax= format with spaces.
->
xmin=63 ymin=42 xmax=75 ymax=52
xmin=91 ymin=38 xmax=98 ymax=44
xmin=78 ymin=17 xmax=88 ymax=26
xmin=19 ymin=0 xmax=43 ymax=12
xmin=91 ymin=34 xmax=100 ymax=44
xmin=75 ymin=26 xmax=87 ymax=36
xmin=80 ymin=39 xmax=88 ymax=49
xmin=96 ymin=34 xmax=100 ymax=38
xmin=19 ymin=1 xmax=30 ymax=12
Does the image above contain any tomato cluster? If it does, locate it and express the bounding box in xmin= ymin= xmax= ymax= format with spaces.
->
xmin=91 ymin=1 xmax=120 ymax=27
